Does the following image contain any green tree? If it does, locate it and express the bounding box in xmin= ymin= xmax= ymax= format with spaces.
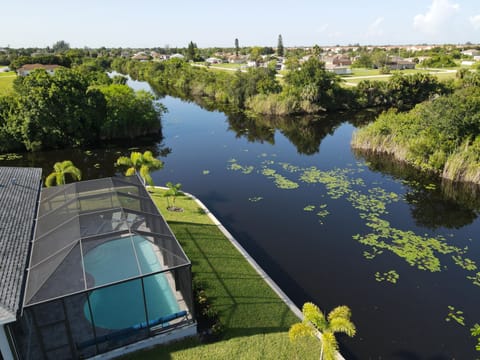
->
xmin=12 ymin=68 xmax=105 ymax=150
xmin=52 ymin=40 xmax=70 ymax=53
xmin=249 ymin=47 xmax=263 ymax=64
xmin=96 ymin=84 xmax=163 ymax=139
xmin=312 ymin=45 xmax=322 ymax=57
xmin=164 ymin=182 xmax=182 ymax=210
xmin=235 ymin=38 xmax=239 ymax=57
xmin=289 ymin=302 xmax=356 ymax=360
xmin=186 ymin=41 xmax=200 ymax=62
xmin=352 ymin=53 xmax=373 ymax=68
xmin=45 ymin=160 xmax=81 ymax=187
xmin=116 ymin=150 xmax=163 ymax=186
xmin=277 ymin=34 xmax=284 ymax=57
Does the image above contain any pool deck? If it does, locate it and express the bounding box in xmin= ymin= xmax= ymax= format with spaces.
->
xmin=163 ymin=188 xmax=346 ymax=360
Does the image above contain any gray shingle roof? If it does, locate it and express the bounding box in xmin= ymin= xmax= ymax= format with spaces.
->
xmin=0 ymin=167 xmax=42 ymax=323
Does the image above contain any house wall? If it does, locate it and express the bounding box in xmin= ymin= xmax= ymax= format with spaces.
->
xmin=0 ymin=325 xmax=14 ymax=360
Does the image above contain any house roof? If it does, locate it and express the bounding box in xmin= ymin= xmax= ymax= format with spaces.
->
xmin=0 ymin=167 xmax=42 ymax=324
xmin=17 ymin=64 xmax=60 ymax=72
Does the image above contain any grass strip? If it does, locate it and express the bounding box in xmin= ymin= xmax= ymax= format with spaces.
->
xmin=122 ymin=188 xmax=319 ymax=359
xmin=0 ymin=72 xmax=15 ymax=95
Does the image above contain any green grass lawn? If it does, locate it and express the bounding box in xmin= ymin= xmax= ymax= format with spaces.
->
xmin=209 ymin=63 xmax=243 ymax=69
xmin=121 ymin=189 xmax=320 ymax=359
xmin=0 ymin=71 xmax=15 ymax=95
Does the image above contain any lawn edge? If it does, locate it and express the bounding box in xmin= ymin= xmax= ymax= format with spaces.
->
xmin=153 ymin=186 xmax=346 ymax=360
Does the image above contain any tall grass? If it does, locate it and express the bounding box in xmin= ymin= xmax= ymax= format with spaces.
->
xmin=352 ymin=87 xmax=480 ymax=185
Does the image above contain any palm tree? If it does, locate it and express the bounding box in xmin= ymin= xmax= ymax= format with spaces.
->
xmin=116 ymin=150 xmax=163 ymax=186
xmin=289 ymin=302 xmax=356 ymax=360
xmin=45 ymin=160 xmax=82 ymax=187
xmin=164 ymin=182 xmax=182 ymax=210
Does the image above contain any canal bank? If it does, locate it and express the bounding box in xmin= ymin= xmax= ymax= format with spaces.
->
xmin=121 ymin=187 xmax=330 ymax=359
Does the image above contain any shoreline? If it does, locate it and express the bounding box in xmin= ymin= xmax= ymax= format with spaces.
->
xmin=154 ymin=186 xmax=346 ymax=360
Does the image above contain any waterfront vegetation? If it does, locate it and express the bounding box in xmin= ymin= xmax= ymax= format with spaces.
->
xmin=121 ymin=189 xmax=320 ymax=359
xmin=0 ymin=64 xmax=163 ymax=152
xmin=111 ymin=57 xmax=448 ymax=116
xmin=352 ymin=84 xmax=480 ymax=184
xmin=289 ymin=302 xmax=356 ymax=360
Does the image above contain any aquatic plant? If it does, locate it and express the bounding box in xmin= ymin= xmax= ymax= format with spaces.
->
xmin=471 ymin=323 xmax=480 ymax=351
xmin=316 ymin=205 xmax=330 ymax=219
xmin=363 ymin=248 xmax=384 ymax=260
xmin=279 ymin=162 xmax=301 ymax=173
xmin=261 ymin=167 xmax=299 ymax=189
xmin=303 ymin=205 xmax=316 ymax=212
xmin=0 ymin=153 xmax=22 ymax=161
xmin=375 ymin=270 xmax=399 ymax=283
xmin=467 ymin=272 xmax=480 ymax=287
xmin=445 ymin=305 xmax=465 ymax=326
xmin=353 ymin=216 xmax=462 ymax=272
xmin=272 ymin=173 xmax=299 ymax=189
xmin=202 ymin=170 xmax=210 ymax=175
xmin=452 ymin=256 xmax=477 ymax=271
xmin=248 ymin=197 xmax=263 ymax=202
xmin=227 ymin=160 xmax=254 ymax=174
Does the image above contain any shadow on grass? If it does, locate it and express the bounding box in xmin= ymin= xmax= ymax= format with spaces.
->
xmin=169 ymin=221 xmax=299 ymax=339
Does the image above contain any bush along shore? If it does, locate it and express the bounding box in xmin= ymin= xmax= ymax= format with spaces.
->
xmin=351 ymin=85 xmax=480 ymax=185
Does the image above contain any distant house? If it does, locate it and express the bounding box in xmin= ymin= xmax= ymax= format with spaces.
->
xmin=332 ymin=55 xmax=352 ymax=66
xmin=170 ymin=53 xmax=185 ymax=60
xmin=461 ymin=49 xmax=480 ymax=57
xmin=228 ymin=55 xmax=245 ymax=64
xmin=205 ymin=57 xmax=222 ymax=64
xmin=17 ymin=64 xmax=60 ymax=76
xmin=131 ymin=52 xmax=151 ymax=61
xmin=387 ymin=56 xmax=416 ymax=70
xmin=325 ymin=64 xmax=352 ymax=75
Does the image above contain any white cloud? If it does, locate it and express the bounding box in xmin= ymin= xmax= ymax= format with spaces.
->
xmin=470 ymin=14 xmax=480 ymax=30
xmin=367 ymin=17 xmax=384 ymax=37
xmin=413 ymin=0 xmax=459 ymax=34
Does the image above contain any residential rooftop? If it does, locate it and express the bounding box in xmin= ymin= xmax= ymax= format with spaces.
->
xmin=0 ymin=167 xmax=42 ymax=323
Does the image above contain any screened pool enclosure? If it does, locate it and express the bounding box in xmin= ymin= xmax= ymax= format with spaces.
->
xmin=12 ymin=176 xmax=195 ymax=359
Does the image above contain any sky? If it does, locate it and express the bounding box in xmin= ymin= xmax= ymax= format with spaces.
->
xmin=1 ymin=0 xmax=479 ymax=48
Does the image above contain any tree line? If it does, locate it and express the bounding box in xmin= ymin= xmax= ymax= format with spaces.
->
xmin=0 ymin=63 xmax=164 ymax=152
xmin=112 ymin=56 xmax=449 ymax=116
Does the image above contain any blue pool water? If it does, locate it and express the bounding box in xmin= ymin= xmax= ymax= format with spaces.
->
xmin=83 ymin=236 xmax=180 ymax=330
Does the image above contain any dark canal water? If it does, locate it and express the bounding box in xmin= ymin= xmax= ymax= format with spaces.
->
xmin=2 ymin=78 xmax=479 ymax=359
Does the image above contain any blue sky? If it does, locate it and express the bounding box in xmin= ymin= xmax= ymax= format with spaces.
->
xmin=2 ymin=0 xmax=479 ymax=48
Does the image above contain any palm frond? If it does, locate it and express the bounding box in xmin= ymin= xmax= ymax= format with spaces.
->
xmin=45 ymin=172 xmax=57 ymax=187
xmin=303 ymin=302 xmax=327 ymax=330
xmin=125 ymin=167 xmax=136 ymax=176
xmin=328 ymin=305 xmax=352 ymax=322
xmin=320 ymin=331 xmax=339 ymax=360
xmin=116 ymin=156 xmax=133 ymax=167
xmin=130 ymin=152 xmax=143 ymax=168
xmin=143 ymin=150 xmax=163 ymax=171
xmin=288 ymin=322 xmax=314 ymax=342
xmin=63 ymin=165 xmax=82 ymax=181
xmin=329 ymin=317 xmax=357 ymax=337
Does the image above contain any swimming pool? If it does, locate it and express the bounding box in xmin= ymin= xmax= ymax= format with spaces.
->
xmin=83 ymin=235 xmax=180 ymax=330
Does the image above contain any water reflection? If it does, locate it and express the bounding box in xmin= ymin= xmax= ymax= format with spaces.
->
xmin=353 ymin=149 xmax=480 ymax=229
xmin=0 ymin=137 xmax=167 ymax=185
